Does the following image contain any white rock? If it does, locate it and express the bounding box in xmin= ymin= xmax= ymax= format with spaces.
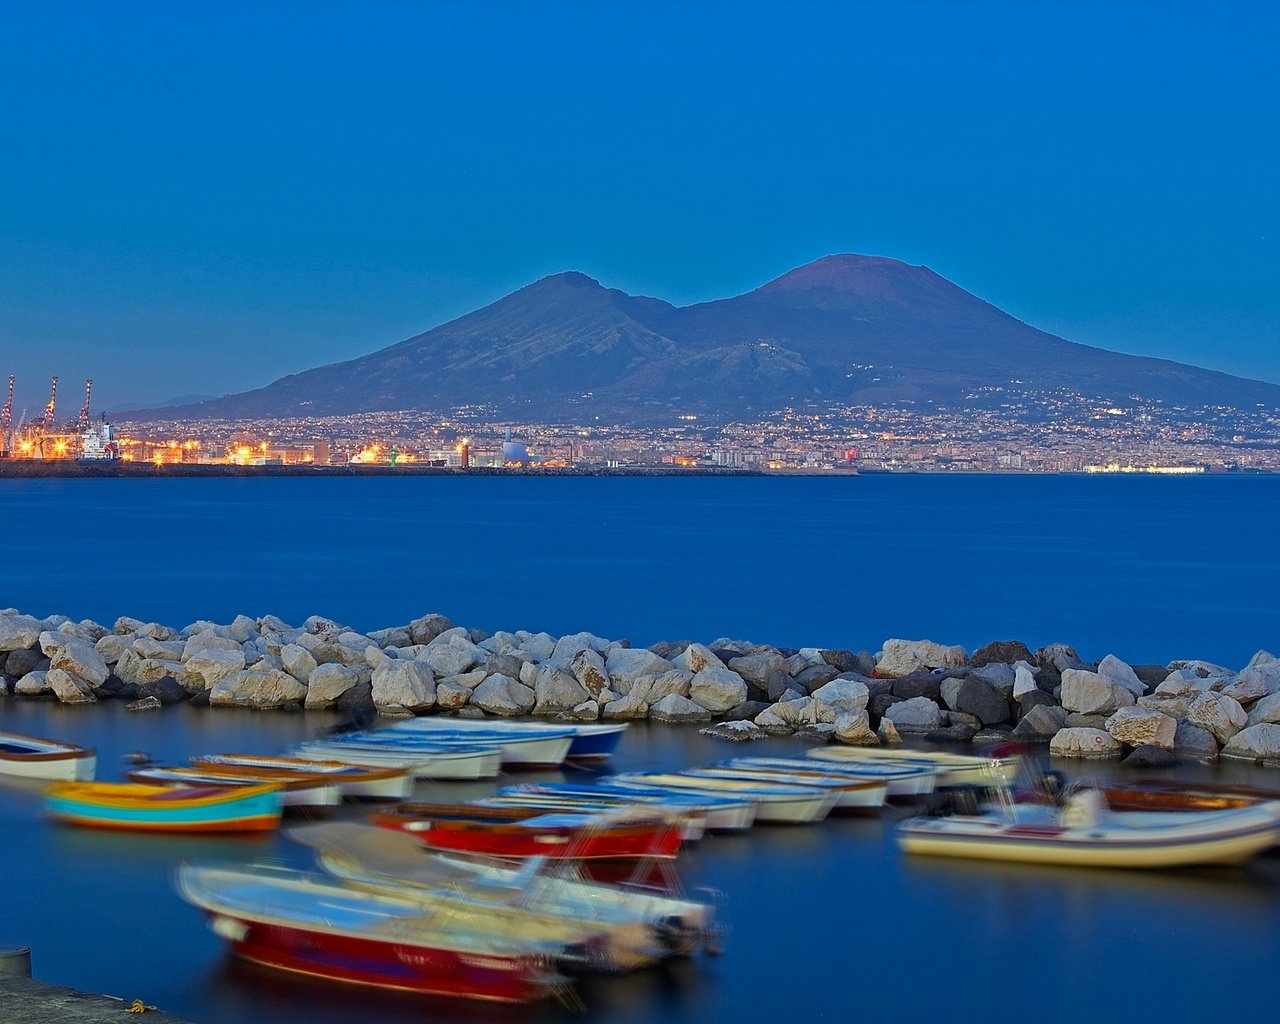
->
xmin=517 ymin=632 xmax=557 ymax=662
xmin=700 ymin=720 xmax=765 ymax=742
xmin=280 ymin=643 xmax=318 ymax=682
xmin=1219 ymin=663 xmax=1280 ymax=705
xmin=546 ymin=631 xmax=610 ymax=667
xmin=14 ymin=670 xmax=51 ymax=696
xmin=39 ymin=631 xmax=109 ymax=687
xmin=182 ymin=631 xmax=243 ymax=661
xmin=649 ymin=694 xmax=712 ymax=723
xmin=628 ymin=671 xmax=693 ymax=704
xmin=533 ymin=665 xmax=591 ymax=714
xmin=417 ymin=637 xmax=482 ymax=678
xmin=834 ymin=710 xmax=878 ymax=745
xmin=673 ymin=642 xmax=725 ymax=676
xmin=1048 ymin=727 xmax=1123 ymax=759
xmin=1104 ymin=706 xmax=1177 ymax=749
xmin=1096 ymin=654 xmax=1146 ymax=696
xmin=94 ymin=634 xmax=132 ymax=665
xmin=809 ymin=678 xmax=870 ymax=713
xmin=600 ymin=692 xmax=650 ymax=720
xmin=877 ymin=718 xmax=902 ymax=744
xmin=1173 ymin=721 xmax=1219 ymax=759
xmin=1186 ymin=691 xmax=1248 ymax=744
xmin=371 ymin=661 xmax=436 ymax=711
xmin=183 ymin=647 xmax=247 ymax=689
xmin=433 ymin=681 xmax=472 ymax=709
xmin=1012 ymin=662 xmax=1040 ymax=701
xmin=364 ymin=646 xmax=393 ymax=671
xmin=1247 ymin=691 xmax=1280 ymax=727
xmin=605 ymin=648 xmax=676 ymax=693
xmin=559 ymin=700 xmax=600 ymax=722
xmin=689 ymin=666 xmax=748 ymax=712
xmin=875 ymin=639 xmax=967 ymax=678
xmin=1220 ymin=723 xmax=1280 ymax=762
xmin=1060 ymin=669 xmax=1136 ymax=715
xmin=883 ymin=697 xmax=943 ymax=733
xmin=1166 ymin=659 xmax=1232 ymax=680
xmin=471 ymin=673 xmax=534 ymax=716
xmin=971 ymin=662 xmax=1016 ymax=697
xmin=210 ymin=668 xmax=307 ymax=708
xmin=306 ymin=663 xmax=360 ymax=709
xmin=133 ymin=637 xmax=183 ymax=661
xmin=46 ymin=667 xmax=97 ymax=704
xmin=570 ymin=648 xmax=611 ymax=698
xmin=1246 ymin=650 xmax=1278 ymax=668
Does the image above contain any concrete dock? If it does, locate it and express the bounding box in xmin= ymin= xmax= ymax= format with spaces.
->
xmin=0 ymin=976 xmax=194 ymax=1023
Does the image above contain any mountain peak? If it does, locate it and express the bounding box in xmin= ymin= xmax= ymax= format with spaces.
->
xmin=756 ymin=253 xmax=941 ymax=300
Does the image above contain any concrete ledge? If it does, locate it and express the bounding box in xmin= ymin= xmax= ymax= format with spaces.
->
xmin=0 ymin=976 xmax=193 ymax=1023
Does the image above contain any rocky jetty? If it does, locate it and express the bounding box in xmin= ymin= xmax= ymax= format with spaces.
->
xmin=3 ymin=609 xmax=1280 ymax=765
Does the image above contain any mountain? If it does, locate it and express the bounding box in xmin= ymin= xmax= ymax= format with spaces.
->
xmin=125 ymin=255 xmax=1280 ymax=422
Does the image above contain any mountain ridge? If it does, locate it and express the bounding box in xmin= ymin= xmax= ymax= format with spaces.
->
xmin=123 ymin=255 xmax=1280 ymax=423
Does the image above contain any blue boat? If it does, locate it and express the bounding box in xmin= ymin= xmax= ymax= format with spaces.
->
xmin=387 ymin=720 xmax=629 ymax=762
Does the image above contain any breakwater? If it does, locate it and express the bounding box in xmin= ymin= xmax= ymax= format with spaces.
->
xmin=4 ymin=609 xmax=1278 ymax=765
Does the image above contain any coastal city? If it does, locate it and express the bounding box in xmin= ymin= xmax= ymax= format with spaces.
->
xmin=2 ymin=373 xmax=1277 ymax=473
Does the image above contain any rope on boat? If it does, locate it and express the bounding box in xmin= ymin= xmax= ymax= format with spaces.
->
xmin=124 ymin=998 xmax=158 ymax=1013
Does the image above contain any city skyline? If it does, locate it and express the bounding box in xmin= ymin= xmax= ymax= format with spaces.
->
xmin=1 ymin=0 xmax=1278 ymax=413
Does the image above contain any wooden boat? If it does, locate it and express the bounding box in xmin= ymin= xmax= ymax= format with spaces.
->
xmin=1099 ymin=778 xmax=1280 ymax=813
xmin=897 ymin=793 xmax=1280 ymax=868
xmin=334 ymin=727 xmax=576 ymax=769
xmin=501 ymin=782 xmax=758 ymax=832
xmin=46 ymin=781 xmax=283 ymax=832
xmin=287 ymin=739 xmax=501 ymax=780
xmin=125 ymin=765 xmax=343 ymax=811
xmin=175 ymin=863 xmax=568 ymax=1002
xmin=480 ymin=794 xmax=706 ymax=844
xmin=191 ymin=754 xmax=414 ymax=801
xmin=684 ymin=766 xmax=889 ymax=813
xmin=373 ymin=803 xmax=685 ymax=861
xmin=291 ymin=822 xmax=720 ymax=969
xmin=727 ymin=756 xmax=938 ymax=798
xmin=0 ymin=730 xmax=96 ymax=782
xmin=603 ymin=772 xmax=839 ymax=824
xmin=808 ymin=746 xmax=1020 ymax=787
xmin=389 ymin=719 xmax=629 ymax=762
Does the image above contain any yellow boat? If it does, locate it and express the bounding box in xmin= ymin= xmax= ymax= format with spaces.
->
xmin=45 ymin=781 xmax=284 ymax=833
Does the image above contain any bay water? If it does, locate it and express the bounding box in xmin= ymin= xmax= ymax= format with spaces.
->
xmin=2 ymin=475 xmax=1278 ymax=1023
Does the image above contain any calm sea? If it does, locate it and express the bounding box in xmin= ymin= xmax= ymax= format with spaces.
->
xmin=2 ymin=475 xmax=1279 ymax=1024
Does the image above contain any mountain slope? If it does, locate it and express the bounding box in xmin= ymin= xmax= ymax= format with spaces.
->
xmin=130 ymin=255 xmax=1280 ymax=422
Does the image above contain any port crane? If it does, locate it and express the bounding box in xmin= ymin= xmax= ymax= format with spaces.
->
xmin=0 ymin=374 xmax=12 ymax=455
xmin=78 ymin=378 xmax=93 ymax=429
xmin=44 ymin=375 xmax=58 ymax=431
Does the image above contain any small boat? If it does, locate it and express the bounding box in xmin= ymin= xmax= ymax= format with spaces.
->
xmin=292 ymin=822 xmax=720 ymax=969
xmin=726 ymin=756 xmax=938 ymax=799
xmin=334 ymin=728 xmax=576 ymax=769
xmin=0 ymin=730 xmax=96 ymax=782
xmin=191 ymin=754 xmax=414 ymax=801
xmin=286 ymin=739 xmax=501 ymax=780
xmin=502 ymin=782 xmax=758 ymax=833
xmin=389 ymin=719 xmax=629 ymax=762
xmin=125 ymin=766 xmax=343 ymax=812
xmin=603 ymin=772 xmax=839 ymax=824
xmin=175 ymin=863 xmax=568 ymax=1002
xmin=1099 ymin=778 xmax=1280 ymax=813
xmin=373 ymin=803 xmax=685 ymax=861
xmin=480 ymin=794 xmax=707 ymax=844
xmin=683 ymin=766 xmax=888 ymax=814
xmin=808 ymin=746 xmax=1020 ymax=787
xmin=897 ymin=790 xmax=1280 ymax=868
xmin=46 ymin=781 xmax=283 ymax=833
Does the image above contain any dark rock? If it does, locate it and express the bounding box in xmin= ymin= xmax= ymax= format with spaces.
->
xmin=820 ymin=649 xmax=860 ymax=673
xmin=1123 ymin=744 xmax=1178 ymax=768
xmin=765 ymin=670 xmax=798 ymax=702
xmin=892 ymin=673 xmax=942 ymax=702
xmin=468 ymin=627 xmax=491 ymax=644
xmin=125 ymin=696 xmax=162 ymax=711
xmin=278 ymin=700 xmax=304 ymax=713
xmin=1132 ymin=664 xmax=1170 ymax=688
xmin=795 ymin=724 xmax=836 ymax=743
xmin=708 ymin=645 xmax=741 ymax=665
xmin=868 ymin=692 xmax=902 ymax=721
xmin=925 ymin=723 xmax=979 ymax=744
xmin=971 ymin=640 xmax=1034 ymax=667
xmin=648 ymin=640 xmax=690 ymax=660
xmin=1017 ymin=689 xmax=1059 ymax=718
xmin=951 ymin=677 xmax=1012 ymax=726
xmin=743 ymin=682 xmax=769 ymax=703
xmin=5 ymin=648 xmax=46 ymax=677
xmin=721 ymin=700 xmax=771 ymax=722
xmin=484 ymin=653 xmax=525 ymax=680
xmin=138 ymin=675 xmax=190 ymax=705
xmin=113 ymin=682 xmax=141 ymax=700
xmin=1064 ymin=712 xmax=1107 ymax=730
xmin=849 ymin=675 xmax=895 ymax=700
xmin=333 ymin=680 xmax=374 ymax=713
xmin=972 ymin=728 xmax=1016 ymax=746
xmin=1013 ymin=704 xmax=1067 ymax=740
xmin=187 ymin=688 xmax=211 ymax=707
xmin=793 ymin=664 xmax=840 ymax=693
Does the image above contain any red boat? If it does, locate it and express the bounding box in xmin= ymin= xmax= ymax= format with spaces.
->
xmin=175 ymin=864 xmax=567 ymax=1003
xmin=372 ymin=802 xmax=684 ymax=861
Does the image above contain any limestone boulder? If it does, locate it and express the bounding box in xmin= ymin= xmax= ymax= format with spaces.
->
xmin=969 ymin=662 xmax=1016 ymax=696
xmin=471 ymin=674 xmax=534 ymax=716
xmin=417 ymin=637 xmax=483 ymax=678
xmin=833 ymin=710 xmax=878 ymax=745
xmin=406 ymin=613 xmax=454 ymax=646
xmin=46 ymin=667 xmax=96 ymax=704
xmin=305 ymin=663 xmax=360 ymax=709
xmin=183 ymin=647 xmax=247 ymax=689
xmin=1172 ymin=721 xmax=1219 ymax=759
xmin=1166 ymin=659 xmax=1232 ymax=680
xmin=883 ymin=696 xmax=943 ymax=734
xmin=1012 ymin=661 xmax=1040 ymax=701
xmin=1136 ymin=693 xmax=1196 ymax=722
xmin=875 ymin=639 xmax=967 ymax=678
xmin=533 ymin=666 xmax=591 ymax=714
xmin=435 ymin=681 xmax=474 ymax=710
xmin=132 ymin=637 xmax=183 ymax=661
xmin=809 ymin=678 xmax=870 ymax=714
xmin=517 ymin=632 xmax=557 ymax=662
xmin=1096 ymin=654 xmax=1147 ymax=696
xmin=210 ymin=668 xmax=307 ymax=708
xmin=601 ymin=692 xmax=650 ymax=720
xmin=182 ymin=631 xmax=244 ymax=661
xmin=368 ymin=626 xmax=412 ymax=649
xmin=1048 ymin=727 xmax=1123 ymax=759
xmin=700 ymin=720 xmax=765 ymax=742
xmin=649 ymin=694 xmax=712 ymax=723
xmin=877 ymin=718 xmax=903 ymax=744
xmin=280 ymin=644 xmax=319 ymax=683
xmin=570 ymin=648 xmax=611 ymax=698
xmin=546 ymin=631 xmax=610 ymax=667
xmin=559 ymin=700 xmax=600 ymax=722
xmin=14 ymin=670 xmax=50 ymax=696
xmin=40 ymin=632 xmax=109 ymax=687
xmin=1246 ymin=692 xmax=1280 ymax=727
xmin=690 ymin=666 xmax=748 ymax=712
xmin=727 ymin=651 xmax=790 ymax=691
xmin=1104 ymin=707 xmax=1177 ymax=750
xmin=371 ymin=661 xmax=436 ymax=712
xmin=1221 ymin=723 xmax=1280 ymax=762
xmin=674 ymin=643 xmax=725 ymax=676
xmin=94 ymin=634 xmax=132 ymax=665
xmin=606 ymin=648 xmax=676 ymax=694
xmin=1060 ymin=669 xmax=1136 ymax=716
xmin=1219 ymin=663 xmax=1280 ymax=706
xmin=5 ymin=648 xmax=47 ymax=678
xmin=1186 ymin=692 xmax=1248 ymax=745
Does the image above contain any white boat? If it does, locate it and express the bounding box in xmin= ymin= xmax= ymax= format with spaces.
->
xmin=603 ymin=772 xmax=838 ymax=824
xmin=193 ymin=754 xmax=415 ymax=801
xmin=291 ymin=822 xmax=720 ymax=966
xmin=505 ymin=783 xmax=758 ymax=833
xmin=808 ymin=746 xmax=1020 ymax=787
xmin=684 ymin=766 xmax=888 ymax=813
xmin=726 ymin=756 xmax=937 ymax=798
xmin=479 ymin=795 xmax=707 ymax=844
xmin=389 ymin=719 xmax=629 ymax=761
xmin=287 ymin=740 xmax=501 ymax=780
xmin=126 ymin=765 xmax=343 ymax=811
xmin=897 ymin=792 xmax=1280 ymax=868
xmin=333 ymin=728 xmax=575 ymax=769
xmin=0 ymin=731 xmax=96 ymax=782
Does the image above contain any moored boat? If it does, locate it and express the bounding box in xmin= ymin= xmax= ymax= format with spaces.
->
xmin=0 ymin=730 xmax=96 ymax=782
xmin=684 ymin=766 xmax=888 ymax=813
xmin=192 ymin=754 xmax=415 ymax=801
xmin=125 ymin=765 xmax=343 ymax=811
xmin=808 ymin=746 xmax=1020 ymax=787
xmin=286 ymin=739 xmax=501 ymax=780
xmin=46 ymin=781 xmax=283 ymax=833
xmin=501 ymin=782 xmax=758 ymax=832
xmin=389 ymin=719 xmax=629 ymax=762
xmin=726 ymin=756 xmax=937 ymax=799
xmin=333 ymin=727 xmax=576 ymax=769
xmin=175 ymin=863 xmax=568 ymax=1001
xmin=602 ymin=772 xmax=839 ymax=824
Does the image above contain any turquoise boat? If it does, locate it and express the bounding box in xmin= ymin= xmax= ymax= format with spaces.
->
xmin=45 ymin=781 xmax=284 ymax=833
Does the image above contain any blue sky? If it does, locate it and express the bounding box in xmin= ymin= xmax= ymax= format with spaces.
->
xmin=1 ymin=0 xmax=1277 ymax=411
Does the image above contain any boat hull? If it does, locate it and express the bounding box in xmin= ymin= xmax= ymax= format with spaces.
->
xmin=288 ymin=741 xmax=501 ymax=780
xmin=45 ymin=782 xmax=283 ymax=833
xmin=375 ymin=812 xmax=684 ymax=860
xmin=389 ymin=718 xmax=627 ymax=762
xmin=0 ymin=731 xmax=97 ymax=782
